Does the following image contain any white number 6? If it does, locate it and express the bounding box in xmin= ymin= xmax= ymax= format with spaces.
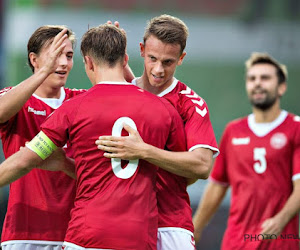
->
xmin=253 ymin=147 xmax=267 ymax=174
xmin=111 ymin=117 xmax=139 ymax=179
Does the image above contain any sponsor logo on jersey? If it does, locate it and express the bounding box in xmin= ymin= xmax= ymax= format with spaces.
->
xmin=28 ymin=106 xmax=46 ymax=116
xmin=270 ymin=132 xmax=287 ymax=149
xmin=232 ymin=137 xmax=250 ymax=145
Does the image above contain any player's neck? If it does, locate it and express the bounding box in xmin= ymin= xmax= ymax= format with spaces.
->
xmin=94 ymin=66 xmax=126 ymax=85
xmin=137 ymin=74 xmax=173 ymax=96
xmin=252 ymin=102 xmax=282 ymax=123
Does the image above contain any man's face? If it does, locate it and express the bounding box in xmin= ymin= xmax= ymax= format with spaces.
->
xmin=36 ymin=38 xmax=74 ymax=90
xmin=140 ymin=35 xmax=185 ymax=93
xmin=246 ymin=63 xmax=285 ymax=110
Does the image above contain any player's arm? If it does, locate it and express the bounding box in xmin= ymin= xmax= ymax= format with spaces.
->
xmin=96 ymin=123 xmax=213 ymax=179
xmin=261 ymin=179 xmax=300 ymax=236
xmin=38 ymin=148 xmax=76 ymax=179
xmin=0 ymin=29 xmax=68 ymax=123
xmin=0 ymin=147 xmax=43 ymax=187
xmin=192 ymin=181 xmax=228 ymax=245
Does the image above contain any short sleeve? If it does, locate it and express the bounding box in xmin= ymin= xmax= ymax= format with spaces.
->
xmin=179 ymin=91 xmax=219 ymax=157
xmin=292 ymin=116 xmax=300 ymax=180
xmin=40 ymin=100 xmax=75 ymax=148
xmin=210 ymin=125 xmax=230 ymax=186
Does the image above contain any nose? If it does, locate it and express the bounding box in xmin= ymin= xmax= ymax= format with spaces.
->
xmin=58 ymin=54 xmax=68 ymax=67
xmin=153 ymin=61 xmax=164 ymax=75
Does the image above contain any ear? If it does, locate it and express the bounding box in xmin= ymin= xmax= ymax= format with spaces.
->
xmin=29 ymin=52 xmax=39 ymax=71
xmin=278 ymin=82 xmax=287 ymax=97
xmin=123 ymin=53 xmax=129 ymax=68
xmin=140 ymin=43 xmax=145 ymax=57
xmin=177 ymin=52 xmax=186 ymax=66
xmin=84 ymin=56 xmax=94 ymax=71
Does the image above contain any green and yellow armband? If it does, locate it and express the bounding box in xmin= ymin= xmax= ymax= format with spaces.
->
xmin=26 ymin=131 xmax=57 ymax=160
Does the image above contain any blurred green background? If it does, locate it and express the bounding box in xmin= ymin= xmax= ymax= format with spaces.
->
xmin=0 ymin=0 xmax=299 ymax=249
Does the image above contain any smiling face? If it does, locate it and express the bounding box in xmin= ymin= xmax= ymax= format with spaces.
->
xmin=140 ymin=35 xmax=186 ymax=94
xmin=36 ymin=38 xmax=74 ymax=91
xmin=246 ymin=63 xmax=286 ymax=111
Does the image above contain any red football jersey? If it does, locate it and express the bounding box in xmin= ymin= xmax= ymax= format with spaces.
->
xmin=211 ymin=110 xmax=300 ymax=250
xmin=0 ymin=87 xmax=85 ymax=246
xmin=133 ymin=78 xmax=219 ymax=235
xmin=40 ymin=82 xmax=187 ymax=250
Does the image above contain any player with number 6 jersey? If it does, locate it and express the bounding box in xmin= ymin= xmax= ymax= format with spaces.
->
xmin=41 ymin=82 xmax=186 ymax=249
xmin=0 ymin=24 xmax=187 ymax=250
xmin=96 ymin=15 xmax=219 ymax=249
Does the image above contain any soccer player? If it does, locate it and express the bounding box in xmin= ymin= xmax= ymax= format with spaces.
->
xmin=0 ymin=25 xmax=86 ymax=250
xmin=96 ymin=14 xmax=219 ymax=250
xmin=0 ymin=23 xmax=187 ymax=250
xmin=192 ymin=52 xmax=300 ymax=249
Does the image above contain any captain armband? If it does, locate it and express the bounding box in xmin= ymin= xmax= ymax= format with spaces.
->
xmin=26 ymin=131 xmax=57 ymax=160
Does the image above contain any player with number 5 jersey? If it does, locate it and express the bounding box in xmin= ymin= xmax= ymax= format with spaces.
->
xmin=193 ymin=52 xmax=300 ymax=250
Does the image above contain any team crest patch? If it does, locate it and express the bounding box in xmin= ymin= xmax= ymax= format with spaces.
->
xmin=270 ymin=133 xmax=287 ymax=149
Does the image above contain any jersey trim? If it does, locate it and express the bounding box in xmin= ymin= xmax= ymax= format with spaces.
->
xmin=33 ymin=87 xmax=66 ymax=109
xmin=248 ymin=110 xmax=288 ymax=137
xmin=209 ymin=176 xmax=230 ymax=187
xmin=97 ymin=81 xmax=132 ymax=85
xmin=26 ymin=131 xmax=57 ymax=160
xmin=157 ymin=78 xmax=178 ymax=97
xmin=1 ymin=240 xmax=64 ymax=246
xmin=63 ymin=242 xmax=113 ymax=250
xmin=292 ymin=173 xmax=300 ymax=181
xmin=158 ymin=227 xmax=194 ymax=236
xmin=189 ymin=144 xmax=220 ymax=158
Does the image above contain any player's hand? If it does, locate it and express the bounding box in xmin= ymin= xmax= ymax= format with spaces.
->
xmin=193 ymin=229 xmax=203 ymax=246
xmin=40 ymin=28 xmax=68 ymax=75
xmin=96 ymin=123 xmax=145 ymax=160
xmin=106 ymin=20 xmax=126 ymax=35
xmin=260 ymin=215 xmax=286 ymax=238
xmin=38 ymin=148 xmax=66 ymax=171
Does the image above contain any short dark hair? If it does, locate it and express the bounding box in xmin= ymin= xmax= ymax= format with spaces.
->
xmin=143 ymin=14 xmax=189 ymax=55
xmin=80 ymin=24 xmax=127 ymax=67
xmin=27 ymin=25 xmax=75 ymax=72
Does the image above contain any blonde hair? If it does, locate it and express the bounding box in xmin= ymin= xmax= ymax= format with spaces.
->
xmin=245 ymin=52 xmax=288 ymax=83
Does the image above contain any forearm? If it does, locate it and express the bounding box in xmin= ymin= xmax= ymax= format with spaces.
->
xmin=38 ymin=148 xmax=77 ymax=179
xmin=61 ymin=157 xmax=76 ymax=179
xmin=141 ymin=145 xmax=213 ymax=179
xmin=274 ymin=180 xmax=300 ymax=226
xmin=0 ymin=148 xmax=42 ymax=187
xmin=124 ymin=63 xmax=135 ymax=83
xmin=0 ymin=69 xmax=49 ymax=123
xmin=193 ymin=181 xmax=228 ymax=235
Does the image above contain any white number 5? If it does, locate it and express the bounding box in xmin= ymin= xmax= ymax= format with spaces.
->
xmin=253 ymin=147 xmax=267 ymax=174
xmin=111 ymin=117 xmax=139 ymax=179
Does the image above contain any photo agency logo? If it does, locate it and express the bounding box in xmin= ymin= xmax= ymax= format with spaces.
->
xmin=244 ymin=234 xmax=300 ymax=242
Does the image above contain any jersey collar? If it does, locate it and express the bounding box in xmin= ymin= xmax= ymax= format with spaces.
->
xmin=248 ymin=110 xmax=288 ymax=137
xmin=132 ymin=78 xmax=178 ymax=97
xmin=33 ymin=87 xmax=66 ymax=109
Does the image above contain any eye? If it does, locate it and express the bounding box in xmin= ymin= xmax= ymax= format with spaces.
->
xmin=163 ymin=60 xmax=172 ymax=66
